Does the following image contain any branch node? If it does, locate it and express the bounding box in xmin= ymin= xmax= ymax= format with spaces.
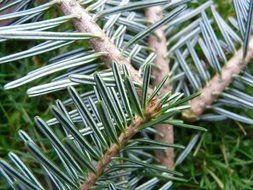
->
xmin=183 ymin=37 xmax=253 ymax=120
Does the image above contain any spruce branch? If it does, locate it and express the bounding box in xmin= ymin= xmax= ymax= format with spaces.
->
xmin=57 ymin=0 xmax=142 ymax=85
xmin=146 ymin=6 xmax=174 ymax=169
xmin=81 ymin=103 xmax=157 ymax=190
xmin=183 ymin=37 xmax=253 ymax=121
xmin=0 ymin=62 xmax=200 ymax=189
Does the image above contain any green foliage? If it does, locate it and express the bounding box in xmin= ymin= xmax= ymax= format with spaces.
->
xmin=0 ymin=64 xmax=203 ymax=189
xmin=0 ymin=0 xmax=253 ymax=189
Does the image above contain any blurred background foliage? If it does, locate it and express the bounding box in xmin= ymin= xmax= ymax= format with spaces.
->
xmin=0 ymin=0 xmax=253 ymax=189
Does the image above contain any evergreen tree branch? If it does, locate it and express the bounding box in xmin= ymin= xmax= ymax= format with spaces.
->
xmin=183 ymin=37 xmax=253 ymax=121
xmin=81 ymin=102 xmax=159 ymax=190
xmin=146 ymin=6 xmax=174 ymax=169
xmin=57 ymin=0 xmax=143 ymax=85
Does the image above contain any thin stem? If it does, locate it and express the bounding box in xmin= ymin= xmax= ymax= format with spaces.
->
xmin=57 ymin=0 xmax=143 ymax=85
xmin=81 ymin=107 xmax=156 ymax=190
xmin=146 ymin=7 xmax=174 ymax=169
xmin=183 ymin=37 xmax=253 ymax=121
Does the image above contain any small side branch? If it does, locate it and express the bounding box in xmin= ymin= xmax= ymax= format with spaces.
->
xmin=81 ymin=109 xmax=154 ymax=190
xmin=57 ymin=0 xmax=142 ymax=85
xmin=146 ymin=7 xmax=174 ymax=169
xmin=184 ymin=37 xmax=253 ymax=120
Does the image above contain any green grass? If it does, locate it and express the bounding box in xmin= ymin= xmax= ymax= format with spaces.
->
xmin=174 ymin=120 xmax=253 ymax=190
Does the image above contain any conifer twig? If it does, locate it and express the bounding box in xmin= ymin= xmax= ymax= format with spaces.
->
xmin=146 ymin=6 xmax=174 ymax=169
xmin=183 ymin=37 xmax=253 ymax=121
xmin=81 ymin=103 xmax=159 ymax=190
xmin=57 ymin=0 xmax=142 ymax=85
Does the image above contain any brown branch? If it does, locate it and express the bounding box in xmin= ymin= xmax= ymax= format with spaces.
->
xmin=183 ymin=37 xmax=253 ymax=121
xmin=57 ymin=0 xmax=142 ymax=85
xmin=56 ymin=1 xmax=174 ymax=187
xmin=81 ymin=103 xmax=157 ymax=190
xmin=146 ymin=7 xmax=174 ymax=169
xmin=0 ymin=1 xmax=17 ymax=27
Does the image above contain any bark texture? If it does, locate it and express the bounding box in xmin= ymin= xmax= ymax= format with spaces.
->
xmin=146 ymin=6 xmax=174 ymax=169
xmin=183 ymin=37 xmax=253 ymax=121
